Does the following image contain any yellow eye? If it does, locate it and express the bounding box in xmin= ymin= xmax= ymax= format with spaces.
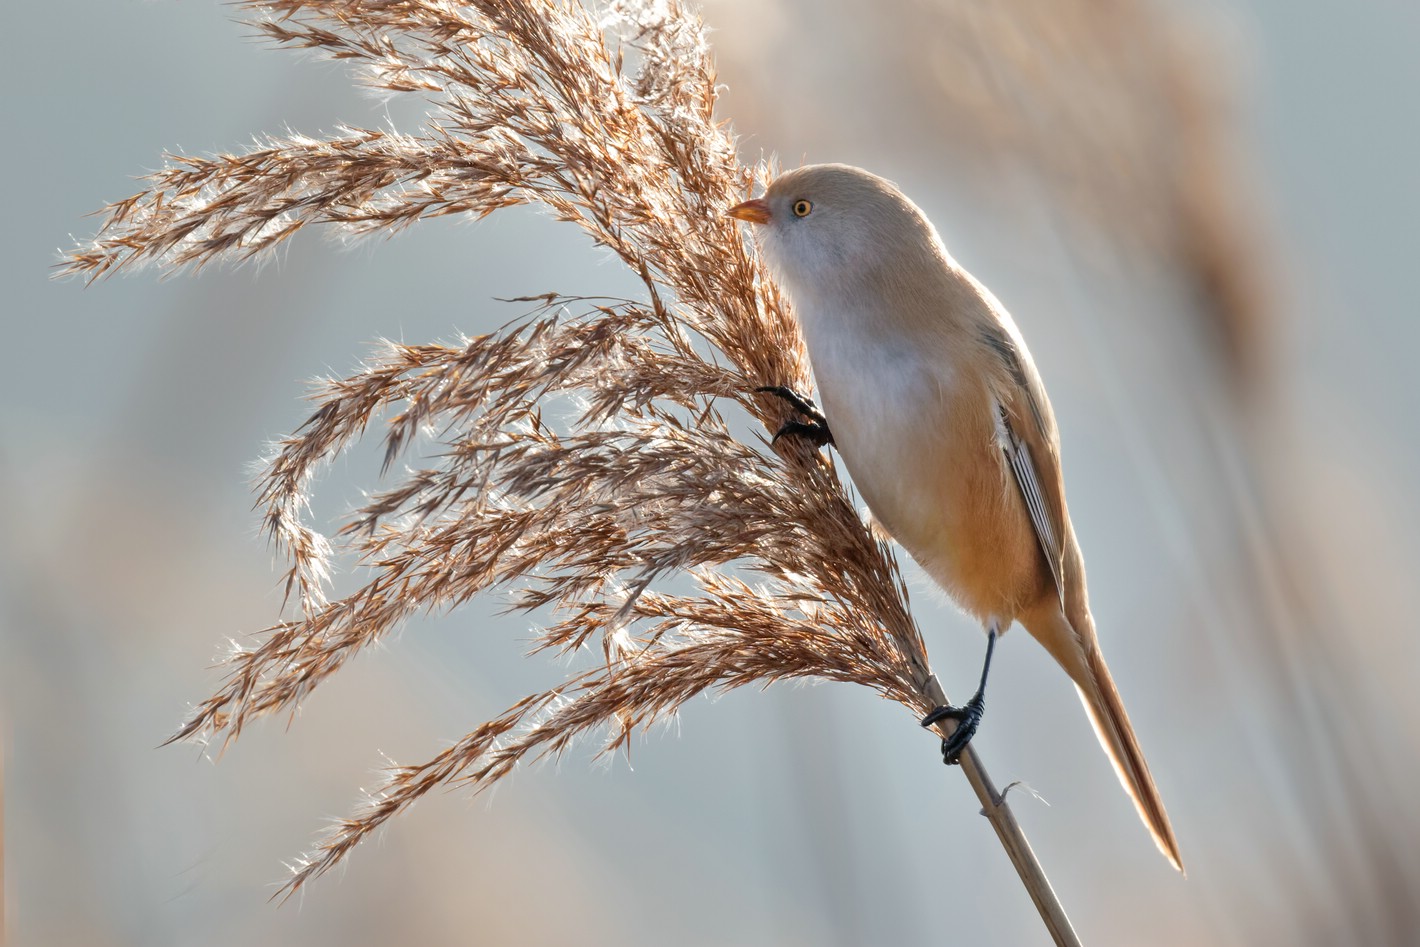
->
xmin=792 ymin=199 xmax=813 ymax=217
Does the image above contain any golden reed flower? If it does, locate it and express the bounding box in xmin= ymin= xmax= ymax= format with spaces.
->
xmin=61 ymin=0 xmax=990 ymax=905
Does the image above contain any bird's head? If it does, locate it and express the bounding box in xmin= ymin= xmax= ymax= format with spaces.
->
xmin=728 ymin=164 xmax=938 ymax=301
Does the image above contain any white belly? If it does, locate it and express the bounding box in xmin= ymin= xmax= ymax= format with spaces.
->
xmin=805 ymin=320 xmax=960 ymax=559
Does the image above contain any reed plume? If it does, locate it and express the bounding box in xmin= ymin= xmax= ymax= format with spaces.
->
xmin=61 ymin=1 xmax=1076 ymax=935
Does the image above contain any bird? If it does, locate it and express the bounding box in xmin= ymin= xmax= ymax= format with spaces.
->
xmin=729 ymin=163 xmax=1183 ymax=872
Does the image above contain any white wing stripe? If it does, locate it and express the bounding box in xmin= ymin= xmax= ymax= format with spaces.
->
xmin=1000 ymin=407 xmax=1065 ymax=605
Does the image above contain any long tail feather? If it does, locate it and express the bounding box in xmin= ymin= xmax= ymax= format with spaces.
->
xmin=1075 ymin=646 xmax=1185 ymax=873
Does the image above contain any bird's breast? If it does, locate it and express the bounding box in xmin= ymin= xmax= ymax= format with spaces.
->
xmin=801 ymin=309 xmax=1034 ymax=620
xmin=805 ymin=313 xmax=968 ymax=537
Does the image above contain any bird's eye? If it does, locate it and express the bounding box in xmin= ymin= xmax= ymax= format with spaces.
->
xmin=792 ymin=199 xmax=813 ymax=218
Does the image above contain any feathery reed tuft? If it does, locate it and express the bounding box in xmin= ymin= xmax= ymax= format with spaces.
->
xmin=63 ymin=4 xmax=1069 ymax=933
xmin=65 ymin=0 xmax=938 ymax=894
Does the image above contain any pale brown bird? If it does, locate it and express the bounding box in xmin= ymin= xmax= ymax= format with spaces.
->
xmin=730 ymin=164 xmax=1183 ymax=872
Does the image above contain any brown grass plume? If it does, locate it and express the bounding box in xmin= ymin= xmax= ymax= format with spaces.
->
xmin=60 ymin=0 xmax=965 ymax=901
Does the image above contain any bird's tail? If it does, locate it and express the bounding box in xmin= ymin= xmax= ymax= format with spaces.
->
xmin=1071 ymin=643 xmax=1185 ymax=873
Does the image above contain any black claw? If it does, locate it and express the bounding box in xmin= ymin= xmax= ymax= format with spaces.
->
xmin=921 ymin=705 xmax=966 ymax=726
xmin=771 ymin=419 xmax=833 ymax=447
xmin=757 ymin=385 xmax=833 ymax=447
xmin=756 ymin=385 xmax=821 ymax=418
xmin=921 ymin=628 xmax=998 ymax=765
xmin=922 ymin=695 xmax=985 ymax=765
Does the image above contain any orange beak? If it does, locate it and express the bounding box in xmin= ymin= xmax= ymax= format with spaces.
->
xmin=727 ymin=198 xmax=771 ymax=225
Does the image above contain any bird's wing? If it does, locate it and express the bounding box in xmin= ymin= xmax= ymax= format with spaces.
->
xmin=981 ymin=322 xmax=1069 ymax=606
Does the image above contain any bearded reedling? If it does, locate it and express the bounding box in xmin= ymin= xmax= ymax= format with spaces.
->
xmin=732 ymin=164 xmax=1183 ymax=872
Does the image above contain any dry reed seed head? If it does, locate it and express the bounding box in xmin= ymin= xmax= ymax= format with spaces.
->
xmin=75 ymin=0 xmax=936 ymax=895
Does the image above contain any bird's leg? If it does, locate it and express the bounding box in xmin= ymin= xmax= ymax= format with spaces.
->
xmin=756 ymin=385 xmax=834 ymax=447
xmin=921 ymin=625 xmax=999 ymax=765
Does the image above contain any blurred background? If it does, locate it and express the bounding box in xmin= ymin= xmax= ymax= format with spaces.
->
xmin=4 ymin=0 xmax=1418 ymax=943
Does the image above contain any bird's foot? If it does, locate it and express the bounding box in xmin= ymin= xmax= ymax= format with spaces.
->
xmin=757 ymin=385 xmax=833 ymax=447
xmin=921 ymin=694 xmax=985 ymax=765
xmin=921 ymin=627 xmax=997 ymax=765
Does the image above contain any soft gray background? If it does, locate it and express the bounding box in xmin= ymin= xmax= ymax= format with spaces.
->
xmin=4 ymin=1 xmax=1418 ymax=944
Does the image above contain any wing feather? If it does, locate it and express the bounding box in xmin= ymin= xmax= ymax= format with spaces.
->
xmin=982 ymin=322 xmax=1069 ymax=606
xmin=997 ymin=403 xmax=1065 ymax=604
